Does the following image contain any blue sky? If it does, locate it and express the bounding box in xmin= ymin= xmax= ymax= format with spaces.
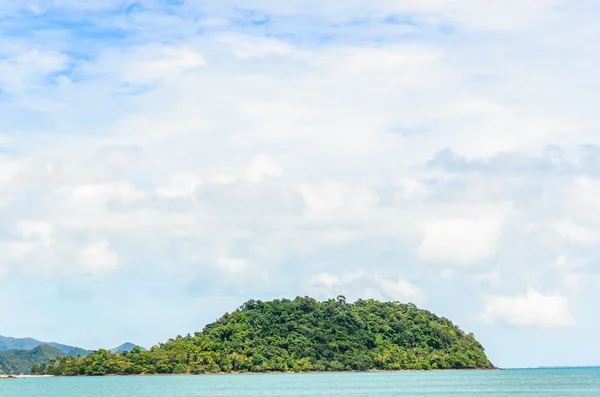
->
xmin=1 ymin=0 xmax=600 ymax=368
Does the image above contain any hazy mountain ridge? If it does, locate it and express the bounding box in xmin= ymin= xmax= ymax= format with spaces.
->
xmin=0 ymin=336 xmax=90 ymax=356
xmin=109 ymin=342 xmax=147 ymax=353
xmin=0 ymin=336 xmax=45 ymax=351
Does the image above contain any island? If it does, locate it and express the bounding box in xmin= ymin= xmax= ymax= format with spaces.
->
xmin=32 ymin=297 xmax=495 ymax=375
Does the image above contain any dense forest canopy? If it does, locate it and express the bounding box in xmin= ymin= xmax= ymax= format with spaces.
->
xmin=0 ymin=345 xmax=66 ymax=375
xmin=35 ymin=297 xmax=494 ymax=375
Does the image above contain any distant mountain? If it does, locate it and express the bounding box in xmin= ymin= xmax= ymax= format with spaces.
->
xmin=110 ymin=342 xmax=146 ymax=353
xmin=47 ymin=343 xmax=90 ymax=357
xmin=0 ymin=344 xmax=66 ymax=375
xmin=0 ymin=336 xmax=42 ymax=351
xmin=0 ymin=336 xmax=90 ymax=356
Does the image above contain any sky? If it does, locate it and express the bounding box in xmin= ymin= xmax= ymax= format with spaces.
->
xmin=1 ymin=0 xmax=600 ymax=369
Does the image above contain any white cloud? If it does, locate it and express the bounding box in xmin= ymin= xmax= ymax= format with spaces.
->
xmin=568 ymin=176 xmax=600 ymax=212
xmin=78 ymin=241 xmax=120 ymax=275
xmin=0 ymin=156 xmax=21 ymax=185
xmin=217 ymin=257 xmax=247 ymax=274
xmin=311 ymin=273 xmax=341 ymax=292
xmin=0 ymin=0 xmax=560 ymax=33
xmin=0 ymin=0 xmax=124 ymax=14
xmin=0 ymin=237 xmax=120 ymax=278
xmin=418 ymin=214 xmax=506 ymax=266
xmin=183 ymin=0 xmax=560 ymax=31
xmin=0 ymin=49 xmax=68 ymax=96
xmin=372 ymin=274 xmax=425 ymax=304
xmin=219 ymin=35 xmax=297 ymax=59
xmin=297 ymin=183 xmax=346 ymax=212
xmin=549 ymin=255 xmax=587 ymax=271
xmin=477 ymin=290 xmax=574 ymax=328
xmin=470 ymin=269 xmax=500 ymax=286
xmin=96 ymin=145 xmax=143 ymax=172
xmin=547 ymin=256 xmax=588 ymax=291
xmin=82 ymin=46 xmax=205 ymax=83
xmin=440 ymin=268 xmax=455 ymax=279
xmin=244 ymin=155 xmax=282 ymax=183
xmin=155 ymin=173 xmax=202 ymax=199
xmin=310 ymin=271 xmax=424 ymax=305
xmin=411 ymin=0 xmax=561 ymax=30
xmin=553 ymin=219 xmax=600 ymax=245
xmin=13 ymin=220 xmax=53 ymax=241
xmin=297 ymin=182 xmax=379 ymax=214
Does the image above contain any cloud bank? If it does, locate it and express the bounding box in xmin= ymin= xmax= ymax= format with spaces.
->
xmin=1 ymin=0 xmax=599 ymax=369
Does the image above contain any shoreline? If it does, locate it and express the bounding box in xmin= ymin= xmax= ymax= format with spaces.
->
xmin=41 ymin=368 xmax=501 ymax=377
xmin=1 ymin=375 xmax=54 ymax=379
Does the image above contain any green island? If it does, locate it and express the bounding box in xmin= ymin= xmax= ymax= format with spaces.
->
xmin=31 ymin=297 xmax=494 ymax=375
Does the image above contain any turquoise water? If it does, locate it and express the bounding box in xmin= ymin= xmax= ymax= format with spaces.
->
xmin=2 ymin=369 xmax=600 ymax=396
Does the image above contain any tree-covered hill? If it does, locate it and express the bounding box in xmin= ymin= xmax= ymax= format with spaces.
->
xmin=39 ymin=297 xmax=494 ymax=375
xmin=0 ymin=344 xmax=66 ymax=375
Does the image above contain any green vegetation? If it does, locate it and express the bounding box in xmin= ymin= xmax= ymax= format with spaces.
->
xmin=35 ymin=297 xmax=494 ymax=376
xmin=0 ymin=345 xmax=66 ymax=375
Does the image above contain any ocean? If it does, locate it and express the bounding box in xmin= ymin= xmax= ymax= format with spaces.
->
xmin=2 ymin=368 xmax=599 ymax=396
